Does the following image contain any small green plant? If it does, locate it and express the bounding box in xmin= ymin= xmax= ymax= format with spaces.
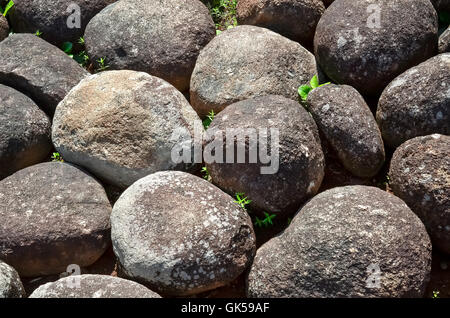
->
xmin=0 ymin=0 xmax=14 ymax=17
xmin=96 ymin=57 xmax=109 ymax=72
xmin=61 ymin=41 xmax=73 ymax=57
xmin=78 ymin=36 xmax=85 ymax=45
xmin=254 ymin=212 xmax=276 ymax=228
xmin=202 ymin=110 xmax=215 ymax=129
xmin=201 ymin=166 xmax=212 ymax=182
xmin=234 ymin=192 xmax=252 ymax=210
xmin=51 ymin=152 xmax=64 ymax=162
xmin=35 ymin=30 xmax=42 ymax=37
xmin=432 ymin=290 xmax=440 ymax=298
xmin=203 ymin=0 xmax=238 ymax=31
xmin=298 ymin=75 xmax=330 ymax=102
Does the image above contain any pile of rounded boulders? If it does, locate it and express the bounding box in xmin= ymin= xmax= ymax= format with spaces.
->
xmin=0 ymin=162 xmax=112 ymax=277
xmin=307 ymin=84 xmax=385 ymax=177
xmin=440 ymin=27 xmax=450 ymax=53
xmin=29 ymin=275 xmax=161 ymax=298
xmin=236 ymin=0 xmax=326 ymax=48
xmin=247 ymin=186 xmax=432 ymax=298
xmin=52 ymin=70 xmax=202 ymax=189
xmin=0 ymin=14 xmax=8 ymax=42
xmin=0 ymin=261 xmax=25 ymax=298
xmin=314 ymin=0 xmax=438 ymax=96
xmin=389 ymin=134 xmax=450 ymax=255
xmin=111 ymin=171 xmax=256 ymax=296
xmin=85 ymin=0 xmax=215 ymax=92
xmin=0 ymin=34 xmax=88 ymax=115
xmin=0 ymin=84 xmax=52 ymax=180
xmin=190 ymin=25 xmax=317 ymax=117
xmin=377 ymin=53 xmax=450 ymax=148
xmin=204 ymin=95 xmax=325 ymax=217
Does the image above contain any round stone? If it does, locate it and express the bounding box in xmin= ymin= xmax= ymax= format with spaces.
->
xmin=0 ymin=14 xmax=8 ymax=42
xmin=0 ymin=261 xmax=25 ymax=298
xmin=439 ymin=26 xmax=450 ymax=54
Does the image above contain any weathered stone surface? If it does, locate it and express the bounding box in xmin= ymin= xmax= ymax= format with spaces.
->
xmin=389 ymin=134 xmax=450 ymax=254
xmin=9 ymin=0 xmax=116 ymax=47
xmin=314 ymin=0 xmax=438 ymax=96
xmin=52 ymin=70 xmax=202 ymax=189
xmin=439 ymin=26 xmax=450 ymax=54
xmin=376 ymin=54 xmax=450 ymax=148
xmin=0 ymin=84 xmax=52 ymax=180
xmin=111 ymin=171 xmax=256 ymax=296
xmin=190 ymin=25 xmax=317 ymax=118
xmin=0 ymin=162 xmax=112 ymax=277
xmin=0 ymin=261 xmax=25 ymax=298
xmin=247 ymin=185 xmax=432 ymax=298
xmin=0 ymin=15 xmax=8 ymax=42
xmin=307 ymin=84 xmax=385 ymax=177
xmin=29 ymin=274 xmax=161 ymax=298
xmin=85 ymin=0 xmax=215 ymax=92
xmin=0 ymin=34 xmax=88 ymax=115
xmin=205 ymin=95 xmax=325 ymax=217
xmin=236 ymin=0 xmax=325 ymax=48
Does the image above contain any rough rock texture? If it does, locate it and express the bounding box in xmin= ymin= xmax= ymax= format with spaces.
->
xmin=376 ymin=54 xmax=450 ymax=148
xmin=29 ymin=275 xmax=161 ymax=298
xmin=307 ymin=84 xmax=385 ymax=177
xmin=85 ymin=0 xmax=215 ymax=92
xmin=111 ymin=171 xmax=256 ymax=296
xmin=52 ymin=70 xmax=203 ymax=189
xmin=389 ymin=134 xmax=450 ymax=254
xmin=0 ymin=14 xmax=8 ymax=42
xmin=236 ymin=0 xmax=325 ymax=48
xmin=9 ymin=0 xmax=116 ymax=47
xmin=0 ymin=84 xmax=52 ymax=180
xmin=247 ymin=186 xmax=432 ymax=298
xmin=190 ymin=25 xmax=317 ymax=118
xmin=205 ymin=95 xmax=325 ymax=217
xmin=0 ymin=261 xmax=25 ymax=298
xmin=0 ymin=162 xmax=112 ymax=277
xmin=0 ymin=34 xmax=88 ymax=115
xmin=314 ymin=0 xmax=438 ymax=96
xmin=439 ymin=26 xmax=450 ymax=54
xmin=431 ymin=0 xmax=450 ymax=11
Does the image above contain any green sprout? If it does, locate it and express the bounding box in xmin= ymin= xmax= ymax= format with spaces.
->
xmin=298 ymin=75 xmax=331 ymax=102
xmin=35 ymin=30 xmax=42 ymax=37
xmin=254 ymin=212 xmax=276 ymax=228
xmin=78 ymin=36 xmax=85 ymax=45
xmin=51 ymin=152 xmax=64 ymax=162
xmin=0 ymin=0 xmax=14 ymax=17
xmin=234 ymin=192 xmax=252 ymax=210
xmin=96 ymin=57 xmax=109 ymax=72
xmin=201 ymin=166 xmax=212 ymax=182
xmin=432 ymin=290 xmax=440 ymax=298
xmin=202 ymin=110 xmax=215 ymax=129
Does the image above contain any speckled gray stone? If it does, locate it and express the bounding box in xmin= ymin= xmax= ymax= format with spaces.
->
xmin=0 ymin=162 xmax=112 ymax=277
xmin=52 ymin=70 xmax=203 ymax=189
xmin=0 ymin=15 xmax=8 ymax=42
xmin=0 ymin=34 xmax=88 ymax=116
xmin=376 ymin=54 xmax=450 ymax=148
xmin=0 ymin=261 xmax=25 ymax=298
xmin=389 ymin=134 xmax=450 ymax=255
xmin=85 ymin=0 xmax=215 ymax=92
xmin=29 ymin=275 xmax=161 ymax=298
xmin=205 ymin=95 xmax=325 ymax=218
xmin=307 ymin=84 xmax=385 ymax=177
xmin=314 ymin=0 xmax=438 ymax=96
xmin=111 ymin=171 xmax=256 ymax=296
xmin=190 ymin=25 xmax=317 ymax=118
xmin=247 ymin=186 xmax=432 ymax=298
xmin=0 ymin=84 xmax=52 ymax=180
xmin=439 ymin=26 xmax=450 ymax=54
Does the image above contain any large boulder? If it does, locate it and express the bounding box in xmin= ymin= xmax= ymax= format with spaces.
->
xmin=247 ymin=186 xmax=432 ymax=298
xmin=0 ymin=14 xmax=8 ymax=42
xmin=52 ymin=70 xmax=203 ymax=189
xmin=389 ymin=134 xmax=450 ymax=254
xmin=111 ymin=171 xmax=256 ymax=296
xmin=307 ymin=84 xmax=385 ymax=177
xmin=204 ymin=95 xmax=325 ymax=217
xmin=0 ymin=84 xmax=52 ymax=180
xmin=236 ymin=0 xmax=325 ymax=48
xmin=0 ymin=261 xmax=25 ymax=298
xmin=0 ymin=162 xmax=112 ymax=277
xmin=439 ymin=26 xmax=450 ymax=54
xmin=190 ymin=25 xmax=317 ymax=118
xmin=85 ymin=0 xmax=215 ymax=92
xmin=314 ymin=0 xmax=438 ymax=96
xmin=29 ymin=274 xmax=161 ymax=298
xmin=376 ymin=54 xmax=450 ymax=148
xmin=9 ymin=0 xmax=116 ymax=47
xmin=0 ymin=34 xmax=88 ymax=116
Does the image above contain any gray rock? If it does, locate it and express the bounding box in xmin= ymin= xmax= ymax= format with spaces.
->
xmin=247 ymin=185 xmax=432 ymax=298
xmin=0 ymin=84 xmax=52 ymax=180
xmin=389 ymin=134 xmax=450 ymax=254
xmin=85 ymin=0 xmax=215 ymax=92
xmin=9 ymin=0 xmax=116 ymax=47
xmin=0 ymin=162 xmax=112 ymax=277
xmin=439 ymin=26 xmax=450 ymax=54
xmin=190 ymin=25 xmax=317 ymax=118
xmin=236 ymin=0 xmax=325 ymax=48
xmin=307 ymin=84 xmax=385 ymax=177
xmin=52 ymin=70 xmax=203 ymax=189
xmin=376 ymin=54 xmax=450 ymax=148
xmin=111 ymin=171 xmax=256 ymax=296
xmin=29 ymin=274 xmax=161 ymax=298
xmin=0 ymin=14 xmax=8 ymax=42
xmin=205 ymin=95 xmax=325 ymax=218
xmin=0 ymin=34 xmax=88 ymax=116
xmin=314 ymin=0 xmax=438 ymax=96
xmin=0 ymin=261 xmax=25 ymax=298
